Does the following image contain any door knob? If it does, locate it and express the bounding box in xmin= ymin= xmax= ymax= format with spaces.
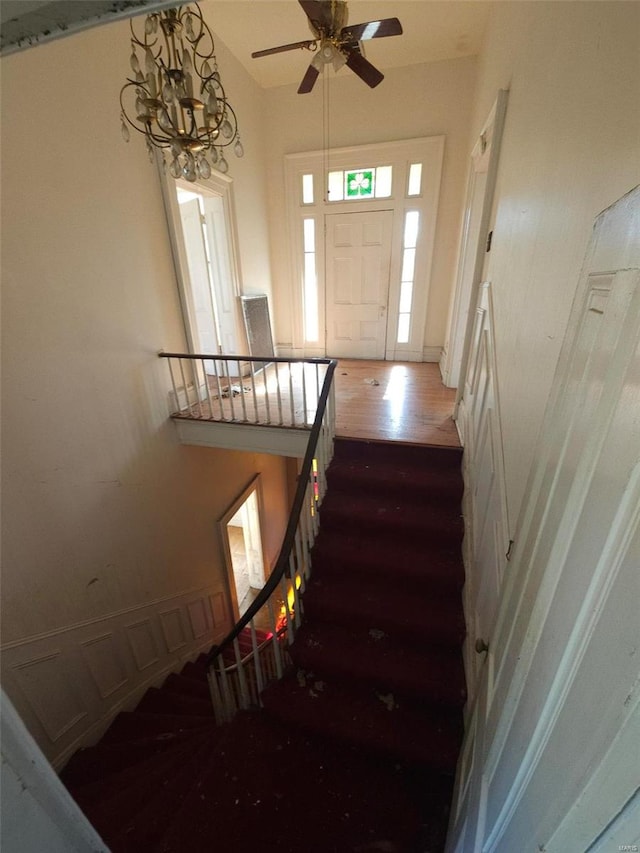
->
xmin=475 ymin=638 xmax=489 ymax=654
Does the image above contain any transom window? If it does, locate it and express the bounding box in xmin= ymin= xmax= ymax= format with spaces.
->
xmin=327 ymin=166 xmax=393 ymax=202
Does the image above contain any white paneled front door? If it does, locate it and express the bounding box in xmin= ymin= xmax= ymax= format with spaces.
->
xmin=325 ymin=210 xmax=393 ymax=359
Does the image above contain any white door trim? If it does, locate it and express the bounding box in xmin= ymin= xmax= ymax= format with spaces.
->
xmin=284 ymin=136 xmax=444 ymax=361
xmin=447 ymin=90 xmax=508 ymax=398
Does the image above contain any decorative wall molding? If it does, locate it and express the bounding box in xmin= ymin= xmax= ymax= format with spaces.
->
xmin=2 ymin=584 xmax=230 ymax=769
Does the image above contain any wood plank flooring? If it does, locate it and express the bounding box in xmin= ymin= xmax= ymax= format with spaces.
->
xmin=334 ymin=360 xmax=460 ymax=447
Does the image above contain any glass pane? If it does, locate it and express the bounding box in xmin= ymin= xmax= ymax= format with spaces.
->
xmin=404 ymin=211 xmax=420 ymax=248
xmin=407 ymin=163 xmax=422 ymax=196
xmin=345 ymin=169 xmax=374 ymax=198
xmin=327 ymin=171 xmax=343 ymax=201
xmin=304 ymin=254 xmax=318 ymax=342
xmin=375 ymin=165 xmax=393 ymax=197
xmin=302 ymin=173 xmax=314 ymax=204
xmin=401 ymin=247 xmax=416 ymax=283
xmin=399 ymin=281 xmax=413 ymax=314
xmin=303 ymin=218 xmax=315 ymax=252
xmin=397 ymin=313 xmax=410 ymax=344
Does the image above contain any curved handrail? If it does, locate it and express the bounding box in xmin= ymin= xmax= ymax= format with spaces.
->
xmin=207 ymin=358 xmax=337 ymax=664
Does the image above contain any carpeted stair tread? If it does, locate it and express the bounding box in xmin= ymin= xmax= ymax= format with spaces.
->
xmin=179 ymin=660 xmax=208 ymax=682
xmin=162 ymin=671 xmax=211 ymax=700
xmin=319 ymin=489 xmax=464 ymax=542
xmin=310 ymin=527 xmax=464 ymax=591
xmin=66 ymin=738 xmax=200 ymax=811
xmin=303 ymin=575 xmax=465 ymax=647
xmin=156 ymin=711 xmax=427 ymax=853
xmin=87 ymin=732 xmax=219 ymax=852
xmin=333 ymin=438 xmax=462 ymax=470
xmin=60 ymin=728 xmax=210 ymax=788
xmin=327 ymin=455 xmax=463 ymax=504
xmin=261 ymin=673 xmax=462 ymax=771
xmin=136 ymin=686 xmax=213 ymax=717
xmin=100 ymin=711 xmax=213 ymax=744
xmin=108 ymin=733 xmax=220 ymax=852
xmin=290 ymin=621 xmax=466 ymax=707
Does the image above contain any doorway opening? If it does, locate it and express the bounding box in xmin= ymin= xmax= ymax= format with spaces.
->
xmin=219 ymin=476 xmax=267 ymax=620
xmin=176 ymin=182 xmax=239 ymax=361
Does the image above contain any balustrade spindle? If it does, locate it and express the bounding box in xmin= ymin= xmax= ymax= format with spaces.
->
xmin=288 ymin=366 xmax=295 ymax=426
xmin=201 ymin=359 xmax=214 ymax=417
xmin=168 ymin=359 xmax=181 ymax=413
xmin=267 ymin=599 xmax=283 ymax=679
xmin=237 ymin=359 xmax=248 ymax=422
xmin=250 ymin=619 xmax=264 ymax=697
xmin=248 ymin=361 xmax=259 ymax=422
xmin=275 ymin=362 xmax=284 ymax=425
xmin=262 ymin=362 xmax=272 ymax=424
xmin=233 ymin=637 xmax=250 ymax=710
xmin=302 ymin=363 xmax=308 ymax=426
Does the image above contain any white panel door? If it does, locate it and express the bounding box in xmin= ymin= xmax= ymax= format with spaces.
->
xmin=325 ymin=210 xmax=393 ymax=359
xmin=202 ymin=195 xmax=238 ymax=355
xmin=457 ymin=281 xmax=510 ymax=702
xmin=447 ymin=188 xmax=640 ymax=852
xmin=180 ymin=198 xmax=220 ymax=356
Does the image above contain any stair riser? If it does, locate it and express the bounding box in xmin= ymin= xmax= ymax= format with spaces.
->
xmin=289 ymin=648 xmax=466 ymax=707
xmin=319 ymin=510 xmax=464 ymax=545
xmin=333 ymin=439 xmax=463 ymax=469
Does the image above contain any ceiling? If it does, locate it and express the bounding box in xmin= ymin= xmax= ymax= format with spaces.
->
xmin=1 ymin=1 xmax=493 ymax=88
xmin=207 ymin=1 xmax=493 ymax=89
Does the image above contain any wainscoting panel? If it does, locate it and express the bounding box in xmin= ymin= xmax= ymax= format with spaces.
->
xmin=13 ymin=652 xmax=87 ymax=744
xmin=80 ymin=634 xmax=128 ymax=700
xmin=1 ymin=584 xmax=230 ymax=769
xmin=126 ymin=619 xmax=160 ymax=672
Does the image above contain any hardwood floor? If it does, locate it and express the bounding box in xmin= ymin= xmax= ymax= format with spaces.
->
xmin=173 ymin=358 xmax=459 ymax=449
xmin=334 ymin=359 xmax=460 ymax=447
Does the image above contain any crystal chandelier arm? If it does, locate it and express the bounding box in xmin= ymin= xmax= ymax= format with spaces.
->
xmin=120 ymin=3 xmax=244 ymax=180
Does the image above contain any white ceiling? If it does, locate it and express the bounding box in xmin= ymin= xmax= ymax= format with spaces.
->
xmin=205 ymin=1 xmax=493 ymax=90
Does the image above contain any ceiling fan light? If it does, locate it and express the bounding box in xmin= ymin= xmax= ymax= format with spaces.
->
xmin=332 ymin=50 xmax=347 ymax=72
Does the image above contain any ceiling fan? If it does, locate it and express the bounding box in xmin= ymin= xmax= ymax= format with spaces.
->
xmin=251 ymin=0 xmax=403 ymax=94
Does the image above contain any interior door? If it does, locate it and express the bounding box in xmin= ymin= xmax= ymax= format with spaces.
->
xmin=444 ymin=90 xmax=508 ymax=390
xmin=180 ymin=197 xmax=220 ymax=357
xmin=447 ymin=188 xmax=640 ymax=851
xmin=457 ymin=281 xmax=509 ymax=701
xmin=325 ymin=210 xmax=393 ymax=359
xmin=201 ymin=194 xmax=238 ymax=355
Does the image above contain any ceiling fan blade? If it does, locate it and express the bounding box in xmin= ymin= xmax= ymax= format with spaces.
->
xmin=298 ymin=0 xmax=334 ymax=33
xmin=345 ymin=49 xmax=384 ymax=88
xmin=341 ymin=17 xmax=403 ymax=42
xmin=252 ymin=40 xmax=316 ymax=59
xmin=298 ymin=63 xmax=320 ymax=94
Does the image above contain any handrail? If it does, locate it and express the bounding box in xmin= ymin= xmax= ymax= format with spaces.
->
xmin=160 ymin=351 xmax=333 ymax=367
xmin=207 ymin=358 xmax=337 ymax=664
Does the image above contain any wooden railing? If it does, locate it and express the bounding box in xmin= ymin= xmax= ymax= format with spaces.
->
xmin=159 ymin=352 xmax=337 ymax=724
xmin=160 ymin=352 xmax=332 ymax=428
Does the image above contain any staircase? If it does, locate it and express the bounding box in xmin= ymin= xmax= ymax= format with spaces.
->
xmin=60 ymin=438 xmax=466 ymax=852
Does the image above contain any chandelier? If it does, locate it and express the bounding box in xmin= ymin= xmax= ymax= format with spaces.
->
xmin=120 ymin=3 xmax=243 ymax=181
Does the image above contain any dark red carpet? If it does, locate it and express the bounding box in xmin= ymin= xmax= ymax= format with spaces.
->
xmin=60 ymin=438 xmax=466 ymax=852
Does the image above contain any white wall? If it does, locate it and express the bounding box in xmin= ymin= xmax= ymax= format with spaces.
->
xmin=0 ymin=15 xmax=287 ymax=764
xmin=468 ymin=0 xmax=640 ymax=528
xmin=262 ymin=56 xmax=477 ymax=354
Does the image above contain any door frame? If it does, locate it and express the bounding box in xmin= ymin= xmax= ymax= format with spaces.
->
xmin=284 ymin=136 xmax=445 ymax=362
xmin=218 ymin=474 xmax=268 ymax=622
xmin=156 ymin=154 xmax=244 ymax=356
xmin=442 ymin=90 xmax=508 ymax=392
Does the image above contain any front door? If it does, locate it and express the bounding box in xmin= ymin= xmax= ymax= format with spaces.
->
xmin=325 ymin=210 xmax=393 ymax=359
